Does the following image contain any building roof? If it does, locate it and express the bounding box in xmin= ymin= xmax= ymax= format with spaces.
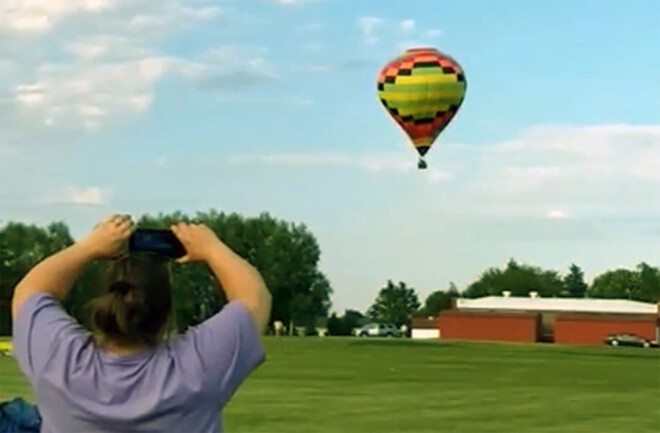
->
xmin=456 ymin=296 xmax=658 ymax=315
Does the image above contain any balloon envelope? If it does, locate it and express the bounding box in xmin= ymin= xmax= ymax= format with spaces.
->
xmin=377 ymin=47 xmax=467 ymax=159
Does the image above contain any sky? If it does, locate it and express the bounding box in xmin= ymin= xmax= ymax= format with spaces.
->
xmin=1 ymin=0 xmax=659 ymax=313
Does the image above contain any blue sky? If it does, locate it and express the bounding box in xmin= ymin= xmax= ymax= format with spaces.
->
xmin=1 ymin=0 xmax=659 ymax=312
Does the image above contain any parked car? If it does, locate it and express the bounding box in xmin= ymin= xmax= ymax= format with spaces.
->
xmin=354 ymin=323 xmax=402 ymax=338
xmin=604 ymin=334 xmax=658 ymax=348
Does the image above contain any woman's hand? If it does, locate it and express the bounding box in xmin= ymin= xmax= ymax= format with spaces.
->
xmin=170 ymin=223 xmax=222 ymax=263
xmin=79 ymin=214 xmax=135 ymax=259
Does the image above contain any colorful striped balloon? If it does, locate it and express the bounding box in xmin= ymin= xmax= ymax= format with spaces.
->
xmin=377 ymin=47 xmax=467 ymax=169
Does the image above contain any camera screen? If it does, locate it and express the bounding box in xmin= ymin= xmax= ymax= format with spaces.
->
xmin=130 ymin=229 xmax=184 ymax=258
xmin=136 ymin=232 xmax=170 ymax=251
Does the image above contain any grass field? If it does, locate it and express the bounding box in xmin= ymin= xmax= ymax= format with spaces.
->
xmin=1 ymin=337 xmax=659 ymax=432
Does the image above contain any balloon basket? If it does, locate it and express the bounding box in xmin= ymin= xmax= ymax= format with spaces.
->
xmin=417 ymin=159 xmax=427 ymax=170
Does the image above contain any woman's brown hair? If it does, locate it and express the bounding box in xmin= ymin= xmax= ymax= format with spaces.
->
xmin=87 ymin=253 xmax=172 ymax=347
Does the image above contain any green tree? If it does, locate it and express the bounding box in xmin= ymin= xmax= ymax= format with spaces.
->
xmin=367 ymin=280 xmax=420 ymax=327
xmin=64 ymin=260 xmax=107 ymax=322
xmin=420 ymin=290 xmax=453 ymax=316
xmin=0 ymin=210 xmax=333 ymax=335
xmin=448 ymin=281 xmax=460 ymax=297
xmin=290 ymin=271 xmax=332 ymax=332
xmin=587 ymin=269 xmax=641 ymax=300
xmin=326 ymin=313 xmax=343 ymax=336
xmin=463 ymin=280 xmax=489 ymax=299
xmin=636 ymin=262 xmax=660 ymax=302
xmin=0 ymin=221 xmax=75 ymax=334
xmin=136 ymin=210 xmax=332 ymax=332
xmin=343 ymin=309 xmax=365 ymax=330
xmin=562 ymin=263 xmax=588 ymax=298
xmin=587 ymin=264 xmax=659 ymax=302
xmin=464 ymin=259 xmax=563 ymax=298
xmin=326 ymin=310 xmax=365 ymax=336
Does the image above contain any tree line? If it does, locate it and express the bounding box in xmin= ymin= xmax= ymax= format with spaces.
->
xmin=322 ymin=259 xmax=659 ymax=336
xmin=0 ymin=211 xmax=331 ymax=336
xmin=1 ymin=213 xmax=658 ymax=336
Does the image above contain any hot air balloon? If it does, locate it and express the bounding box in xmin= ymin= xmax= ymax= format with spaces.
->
xmin=377 ymin=47 xmax=467 ymax=169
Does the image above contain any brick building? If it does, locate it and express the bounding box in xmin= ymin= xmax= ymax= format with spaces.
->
xmin=432 ymin=293 xmax=659 ymax=345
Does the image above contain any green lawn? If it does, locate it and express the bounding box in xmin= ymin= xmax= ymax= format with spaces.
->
xmin=1 ymin=338 xmax=659 ymax=432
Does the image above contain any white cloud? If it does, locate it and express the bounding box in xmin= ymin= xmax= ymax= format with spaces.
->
xmin=0 ymin=0 xmax=116 ymax=33
xmin=128 ymin=94 xmax=153 ymax=112
xmin=45 ymin=186 xmax=110 ymax=206
xmin=138 ymin=57 xmax=168 ymax=80
xmin=493 ymin=124 xmax=660 ymax=182
xmin=228 ymin=152 xmax=447 ymax=177
xmin=228 ymin=124 xmax=660 ymax=218
xmin=180 ymin=5 xmax=221 ymax=20
xmin=0 ymin=0 xmax=222 ymax=35
xmin=357 ymin=16 xmax=384 ymax=44
xmin=64 ymin=36 xmax=147 ymax=61
xmin=78 ymin=103 xmax=105 ymax=117
xmin=229 ymin=153 xmax=351 ymax=167
xmin=15 ymin=84 xmax=45 ymax=106
xmin=266 ymin=0 xmax=317 ymax=5
xmin=195 ymin=46 xmax=278 ymax=89
xmin=127 ymin=3 xmax=221 ymax=31
xmin=8 ymin=56 xmax=199 ymax=130
xmin=501 ymin=166 xmax=563 ymax=188
xmin=360 ymin=18 xmax=442 ymax=49
xmin=548 ymin=210 xmax=567 ymax=220
xmin=0 ymin=144 xmax=21 ymax=159
xmin=67 ymin=186 xmax=108 ymax=205
xmin=0 ymin=0 xmax=231 ymax=137
xmin=356 ymin=155 xmax=414 ymax=173
xmin=441 ymin=124 xmax=660 ymax=219
xmin=128 ymin=14 xmax=166 ymax=29
xmin=400 ymin=19 xmax=415 ymax=33
xmin=428 ymin=168 xmax=453 ymax=183
xmin=67 ymin=41 xmax=108 ymax=60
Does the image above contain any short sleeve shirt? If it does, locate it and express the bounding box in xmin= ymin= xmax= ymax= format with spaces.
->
xmin=12 ymin=293 xmax=265 ymax=433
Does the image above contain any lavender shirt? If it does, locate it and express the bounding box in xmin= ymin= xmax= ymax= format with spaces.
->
xmin=12 ymin=293 xmax=265 ymax=433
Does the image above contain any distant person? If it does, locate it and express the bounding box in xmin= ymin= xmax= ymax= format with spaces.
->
xmin=11 ymin=215 xmax=272 ymax=433
xmin=274 ymin=320 xmax=284 ymax=336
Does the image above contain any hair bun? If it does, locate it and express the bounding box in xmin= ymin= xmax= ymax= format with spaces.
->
xmin=109 ymin=281 xmax=134 ymax=295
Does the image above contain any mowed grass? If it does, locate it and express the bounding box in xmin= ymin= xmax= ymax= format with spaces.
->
xmin=1 ymin=337 xmax=659 ymax=432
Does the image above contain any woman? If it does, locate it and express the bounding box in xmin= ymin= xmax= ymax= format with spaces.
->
xmin=11 ymin=214 xmax=272 ymax=433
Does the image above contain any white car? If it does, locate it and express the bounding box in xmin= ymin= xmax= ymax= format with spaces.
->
xmin=354 ymin=323 xmax=402 ymax=338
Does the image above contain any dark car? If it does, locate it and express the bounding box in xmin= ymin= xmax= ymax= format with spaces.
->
xmin=605 ymin=334 xmax=658 ymax=348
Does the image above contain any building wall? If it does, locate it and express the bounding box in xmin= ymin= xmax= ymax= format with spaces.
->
xmin=412 ymin=329 xmax=440 ymax=339
xmin=411 ymin=317 xmax=441 ymax=339
xmin=555 ymin=314 xmax=657 ymax=345
xmin=411 ymin=317 xmax=438 ymax=329
xmin=438 ymin=312 xmax=540 ymax=343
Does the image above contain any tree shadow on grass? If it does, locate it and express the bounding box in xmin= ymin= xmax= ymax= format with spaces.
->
xmin=541 ymin=346 xmax=660 ymax=360
xmin=346 ymin=339 xmax=660 ymax=360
